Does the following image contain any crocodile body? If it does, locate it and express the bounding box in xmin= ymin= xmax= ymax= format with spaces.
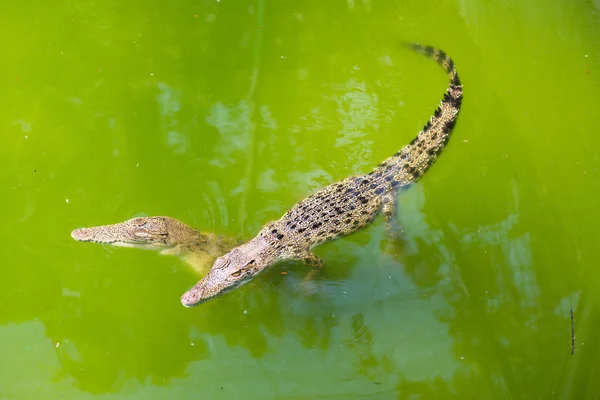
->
xmin=71 ymin=216 xmax=238 ymax=275
xmin=181 ymin=44 xmax=463 ymax=307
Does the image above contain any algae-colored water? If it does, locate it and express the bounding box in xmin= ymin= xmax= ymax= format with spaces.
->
xmin=2 ymin=0 xmax=600 ymax=398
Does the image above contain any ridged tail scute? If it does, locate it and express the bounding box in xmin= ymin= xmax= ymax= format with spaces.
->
xmin=371 ymin=43 xmax=463 ymax=188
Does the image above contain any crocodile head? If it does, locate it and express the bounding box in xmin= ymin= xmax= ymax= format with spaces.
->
xmin=180 ymin=236 xmax=278 ymax=307
xmin=71 ymin=216 xmax=192 ymax=249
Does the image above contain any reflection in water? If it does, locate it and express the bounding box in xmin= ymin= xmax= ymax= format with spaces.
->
xmin=345 ymin=313 xmax=383 ymax=382
xmin=286 ymin=169 xmax=334 ymax=195
xmin=259 ymin=105 xmax=278 ymax=130
xmin=13 ymin=119 xmax=32 ymax=134
xmin=347 ymin=0 xmax=372 ymax=11
xmin=44 ymin=286 xmax=209 ymax=393
xmin=205 ymin=101 xmax=254 ymax=169
xmin=330 ymin=78 xmax=377 ymax=170
xmin=199 ymin=180 xmax=230 ymax=230
xmin=455 ymin=182 xmax=540 ymax=311
xmin=2 ymin=121 xmax=588 ymax=398
xmin=156 ymin=82 xmax=190 ymax=154
xmin=4 ymin=0 xmax=599 ymax=396
xmin=391 ymin=174 xmax=593 ymax=397
xmin=13 ymin=212 xmax=463 ymax=396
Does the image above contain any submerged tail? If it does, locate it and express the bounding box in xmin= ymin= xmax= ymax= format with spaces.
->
xmin=408 ymin=43 xmax=461 ymax=87
xmin=370 ymin=44 xmax=463 ymax=188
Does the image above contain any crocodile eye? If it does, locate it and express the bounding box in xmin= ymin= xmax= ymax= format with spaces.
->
xmin=243 ymin=259 xmax=256 ymax=267
xmin=214 ymin=257 xmax=230 ymax=269
xmin=231 ymin=270 xmax=242 ymax=278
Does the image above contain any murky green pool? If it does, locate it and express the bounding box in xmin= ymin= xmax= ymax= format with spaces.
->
xmin=2 ymin=0 xmax=600 ymax=398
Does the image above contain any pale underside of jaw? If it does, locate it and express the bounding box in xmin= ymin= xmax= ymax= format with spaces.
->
xmin=71 ymin=226 xmax=158 ymax=246
xmin=110 ymin=241 xmax=159 ymax=250
xmin=73 ymin=235 xmax=163 ymax=250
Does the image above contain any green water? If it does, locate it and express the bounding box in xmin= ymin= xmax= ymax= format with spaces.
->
xmin=2 ymin=0 xmax=600 ymax=398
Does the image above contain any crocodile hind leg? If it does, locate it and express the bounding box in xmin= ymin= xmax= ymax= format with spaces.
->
xmin=382 ymin=193 xmax=407 ymax=264
xmin=382 ymin=192 xmax=404 ymax=241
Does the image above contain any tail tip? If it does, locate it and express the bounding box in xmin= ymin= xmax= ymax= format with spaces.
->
xmin=403 ymin=42 xmax=434 ymax=55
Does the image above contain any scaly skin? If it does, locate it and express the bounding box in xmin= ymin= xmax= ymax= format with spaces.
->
xmin=181 ymin=44 xmax=464 ymax=307
xmin=71 ymin=216 xmax=238 ymax=275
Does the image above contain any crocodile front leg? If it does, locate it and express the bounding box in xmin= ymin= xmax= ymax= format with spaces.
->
xmin=301 ymin=251 xmax=324 ymax=268
xmin=290 ymin=247 xmax=324 ymax=282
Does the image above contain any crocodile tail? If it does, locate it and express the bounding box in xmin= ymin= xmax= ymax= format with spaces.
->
xmin=372 ymin=44 xmax=463 ymax=188
xmin=407 ymin=43 xmax=461 ymax=87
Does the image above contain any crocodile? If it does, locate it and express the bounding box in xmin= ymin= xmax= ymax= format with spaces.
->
xmin=71 ymin=216 xmax=238 ymax=275
xmin=180 ymin=44 xmax=463 ymax=307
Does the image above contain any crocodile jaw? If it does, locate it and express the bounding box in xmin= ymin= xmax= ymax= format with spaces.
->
xmin=71 ymin=227 xmax=152 ymax=247
xmin=70 ymin=216 xmax=177 ymax=248
xmin=71 ymin=227 xmax=119 ymax=243
xmin=180 ymin=236 xmax=277 ymax=307
xmin=180 ymin=275 xmax=250 ymax=307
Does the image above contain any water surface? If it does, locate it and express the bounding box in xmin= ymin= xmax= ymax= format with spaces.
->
xmin=2 ymin=0 xmax=600 ymax=398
